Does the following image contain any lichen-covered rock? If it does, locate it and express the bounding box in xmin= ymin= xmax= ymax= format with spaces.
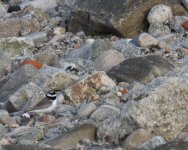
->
xmin=9 ymin=82 xmax=46 ymax=112
xmin=39 ymin=66 xmax=79 ymax=92
xmin=107 ymin=55 xmax=173 ymax=84
xmin=0 ymin=18 xmax=41 ymax=38
xmin=65 ymin=71 xmax=116 ymax=103
xmin=69 ymin=0 xmax=186 ymax=37
xmin=147 ymin=5 xmax=173 ymax=24
xmin=126 ymin=77 xmax=188 ymax=141
xmin=94 ymin=49 xmax=125 ymax=72
xmin=0 ymin=37 xmax=35 ymax=58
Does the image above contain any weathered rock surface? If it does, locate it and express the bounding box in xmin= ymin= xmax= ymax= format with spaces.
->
xmin=94 ymin=49 xmax=125 ymax=72
xmin=39 ymin=66 xmax=79 ymax=92
xmin=153 ymin=141 xmax=188 ymax=150
xmin=33 ymin=50 xmax=58 ymax=66
xmin=0 ymin=18 xmax=41 ymax=38
xmin=0 ymin=51 xmax=12 ymax=78
xmin=138 ymin=136 xmax=167 ymax=150
xmin=138 ymin=33 xmax=158 ymax=48
xmin=0 ymin=37 xmax=35 ymax=58
xmin=0 ymin=65 xmax=40 ymax=102
xmin=107 ymin=55 xmax=173 ymax=84
xmin=23 ymin=32 xmax=48 ymax=45
xmin=78 ymin=102 xmax=97 ymax=117
xmin=48 ymin=124 xmax=97 ymax=150
xmin=9 ymin=82 xmax=46 ymax=112
xmin=126 ymin=77 xmax=188 ymax=141
xmin=122 ymin=129 xmax=154 ymax=150
xmin=90 ymin=105 xmax=120 ymax=122
xmin=8 ymin=126 xmax=45 ymax=145
xmin=148 ymin=23 xmax=171 ymax=37
xmin=68 ymin=0 xmax=187 ymax=37
xmin=65 ymin=71 xmax=116 ymax=103
xmin=147 ymin=5 xmax=173 ymax=24
xmin=98 ymin=76 xmax=188 ymax=143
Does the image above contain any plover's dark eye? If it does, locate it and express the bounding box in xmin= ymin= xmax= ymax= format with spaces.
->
xmin=65 ymin=66 xmax=72 ymax=71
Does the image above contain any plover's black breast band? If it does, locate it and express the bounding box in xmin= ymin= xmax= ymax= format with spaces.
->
xmin=46 ymin=91 xmax=57 ymax=100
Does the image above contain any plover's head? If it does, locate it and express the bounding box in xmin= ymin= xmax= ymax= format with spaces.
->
xmin=21 ymin=112 xmax=31 ymax=119
xmin=46 ymin=90 xmax=57 ymax=100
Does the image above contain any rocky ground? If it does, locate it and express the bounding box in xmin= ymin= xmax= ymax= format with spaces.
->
xmin=0 ymin=0 xmax=188 ymax=150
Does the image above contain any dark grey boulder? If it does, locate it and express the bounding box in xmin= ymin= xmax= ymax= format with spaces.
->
xmin=68 ymin=0 xmax=187 ymax=37
xmin=153 ymin=141 xmax=188 ymax=150
xmin=107 ymin=55 xmax=173 ymax=84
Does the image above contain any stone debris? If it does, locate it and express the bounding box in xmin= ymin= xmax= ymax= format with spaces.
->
xmin=0 ymin=1 xmax=188 ymax=150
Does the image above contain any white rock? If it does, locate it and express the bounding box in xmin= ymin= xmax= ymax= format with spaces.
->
xmin=147 ymin=5 xmax=173 ymax=24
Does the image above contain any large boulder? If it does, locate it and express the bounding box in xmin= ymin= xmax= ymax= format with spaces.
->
xmin=0 ymin=65 xmax=41 ymax=102
xmin=98 ymin=77 xmax=188 ymax=143
xmin=107 ymin=55 xmax=173 ymax=84
xmin=68 ymin=0 xmax=187 ymax=37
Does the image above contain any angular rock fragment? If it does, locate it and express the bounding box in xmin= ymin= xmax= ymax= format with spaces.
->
xmin=65 ymin=71 xmax=116 ymax=103
xmin=107 ymin=55 xmax=173 ymax=84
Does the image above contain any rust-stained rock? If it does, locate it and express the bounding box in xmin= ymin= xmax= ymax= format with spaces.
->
xmin=65 ymin=71 xmax=116 ymax=103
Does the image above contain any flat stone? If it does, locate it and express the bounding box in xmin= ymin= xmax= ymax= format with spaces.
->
xmin=48 ymin=124 xmax=97 ymax=150
xmin=65 ymin=71 xmax=116 ymax=103
xmin=138 ymin=136 xmax=167 ymax=150
xmin=107 ymin=55 xmax=173 ymax=84
xmin=0 ymin=18 xmax=41 ymax=38
xmin=122 ymin=129 xmax=154 ymax=150
xmin=94 ymin=49 xmax=125 ymax=72
xmin=23 ymin=32 xmax=48 ymax=45
xmin=153 ymin=141 xmax=188 ymax=150
xmin=8 ymin=126 xmax=45 ymax=145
